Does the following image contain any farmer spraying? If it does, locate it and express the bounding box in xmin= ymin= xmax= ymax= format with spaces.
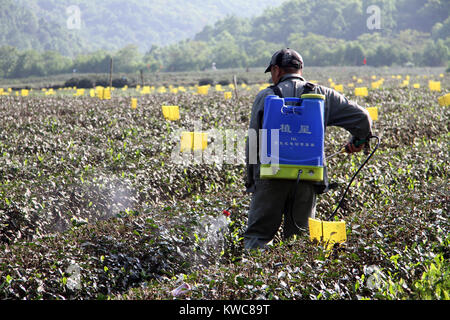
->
xmin=244 ymin=48 xmax=373 ymax=250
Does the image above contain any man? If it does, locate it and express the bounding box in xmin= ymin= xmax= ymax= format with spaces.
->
xmin=244 ymin=48 xmax=372 ymax=249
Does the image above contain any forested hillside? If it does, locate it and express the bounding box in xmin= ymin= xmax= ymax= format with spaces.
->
xmin=0 ymin=0 xmax=448 ymax=78
xmin=162 ymin=0 xmax=450 ymax=70
xmin=0 ymin=0 xmax=87 ymax=56
xmin=12 ymin=0 xmax=286 ymax=53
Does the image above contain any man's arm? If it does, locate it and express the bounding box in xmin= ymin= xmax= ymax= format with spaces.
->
xmin=318 ymin=86 xmax=373 ymax=152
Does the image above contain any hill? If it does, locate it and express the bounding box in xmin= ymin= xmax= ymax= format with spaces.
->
xmin=0 ymin=0 xmax=87 ymax=56
xmin=12 ymin=0 xmax=286 ymax=54
xmin=149 ymin=0 xmax=449 ymax=70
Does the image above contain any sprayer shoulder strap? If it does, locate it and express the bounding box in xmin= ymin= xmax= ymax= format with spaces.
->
xmin=270 ymin=80 xmax=317 ymax=98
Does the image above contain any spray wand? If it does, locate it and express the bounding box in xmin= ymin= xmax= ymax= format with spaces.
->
xmin=325 ymin=135 xmax=380 ymax=221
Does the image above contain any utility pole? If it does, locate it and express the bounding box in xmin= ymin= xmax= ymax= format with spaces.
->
xmin=140 ymin=69 xmax=144 ymax=87
xmin=109 ymin=57 xmax=113 ymax=89
xmin=233 ymin=74 xmax=239 ymax=100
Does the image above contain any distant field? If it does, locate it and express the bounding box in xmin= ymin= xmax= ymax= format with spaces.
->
xmin=0 ymin=67 xmax=448 ymax=301
xmin=0 ymin=66 xmax=447 ymax=89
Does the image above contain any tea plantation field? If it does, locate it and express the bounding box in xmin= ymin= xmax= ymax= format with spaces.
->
xmin=0 ymin=68 xmax=448 ymax=300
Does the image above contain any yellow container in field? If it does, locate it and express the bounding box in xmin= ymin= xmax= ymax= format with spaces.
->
xmin=309 ymin=218 xmax=347 ymax=251
xmin=215 ymin=84 xmax=223 ymax=92
xmin=224 ymin=91 xmax=232 ymax=100
xmin=355 ymin=87 xmax=368 ymax=97
xmin=74 ymin=89 xmax=85 ymax=96
xmin=21 ymin=89 xmax=29 ymax=97
xmin=259 ymin=83 xmax=270 ymax=91
xmin=103 ymin=88 xmax=111 ymax=100
xmin=401 ymin=80 xmax=409 ymax=87
xmin=428 ymin=81 xmax=441 ymax=92
xmin=438 ymin=93 xmax=450 ymax=106
xmin=197 ymin=85 xmax=209 ymax=95
xmin=157 ymin=86 xmax=166 ymax=93
xmin=367 ymin=107 xmax=378 ymax=121
xmin=180 ymin=132 xmax=208 ymax=152
xmin=90 ymin=89 xmax=95 ymax=97
xmin=357 ymin=78 xmax=363 ymax=83
xmin=333 ymin=84 xmax=343 ymax=92
xmin=131 ymin=98 xmax=138 ymax=109
xmin=161 ymin=105 xmax=180 ymax=121
xmin=141 ymin=86 xmax=151 ymax=94
xmin=371 ymin=81 xmax=381 ymax=89
xmin=96 ymin=86 xmax=104 ymax=99
xmin=413 ymin=83 xmax=420 ymax=89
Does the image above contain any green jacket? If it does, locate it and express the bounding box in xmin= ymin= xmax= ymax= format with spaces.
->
xmin=245 ymin=73 xmax=373 ymax=193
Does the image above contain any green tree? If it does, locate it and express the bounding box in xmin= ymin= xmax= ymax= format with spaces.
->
xmin=343 ymin=43 xmax=365 ymax=65
xmin=41 ymin=51 xmax=72 ymax=75
xmin=10 ymin=50 xmax=44 ymax=78
xmin=432 ymin=17 xmax=450 ymax=40
xmin=421 ymin=39 xmax=449 ymax=66
xmin=0 ymin=46 xmax=19 ymax=78
xmin=113 ymin=45 xmax=144 ymax=73
xmin=210 ymin=31 xmax=248 ymax=69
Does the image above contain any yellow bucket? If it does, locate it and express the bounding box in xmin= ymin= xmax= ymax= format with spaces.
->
xmin=131 ymin=98 xmax=138 ymax=109
xmin=334 ymin=84 xmax=343 ymax=92
xmin=355 ymin=87 xmax=368 ymax=97
xmin=429 ymin=81 xmax=441 ymax=92
xmin=180 ymin=132 xmax=208 ymax=152
xmin=197 ymin=85 xmax=209 ymax=95
xmin=367 ymin=107 xmax=378 ymax=121
xmin=224 ymin=91 xmax=232 ymax=100
xmin=103 ymin=88 xmax=111 ymax=100
xmin=161 ymin=105 xmax=180 ymax=121
xmin=438 ymin=93 xmax=450 ymax=107
xmin=309 ymin=218 xmax=347 ymax=250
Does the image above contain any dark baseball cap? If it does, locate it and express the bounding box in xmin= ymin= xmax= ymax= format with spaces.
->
xmin=264 ymin=48 xmax=303 ymax=73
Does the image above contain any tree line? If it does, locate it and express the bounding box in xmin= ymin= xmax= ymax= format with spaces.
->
xmin=1 ymin=34 xmax=448 ymax=79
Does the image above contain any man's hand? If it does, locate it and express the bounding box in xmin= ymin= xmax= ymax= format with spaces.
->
xmin=345 ymin=136 xmax=368 ymax=154
xmin=345 ymin=142 xmax=365 ymax=154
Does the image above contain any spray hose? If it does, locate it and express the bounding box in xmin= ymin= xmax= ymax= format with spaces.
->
xmin=290 ymin=135 xmax=380 ymax=231
xmin=325 ymin=135 xmax=380 ymax=221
